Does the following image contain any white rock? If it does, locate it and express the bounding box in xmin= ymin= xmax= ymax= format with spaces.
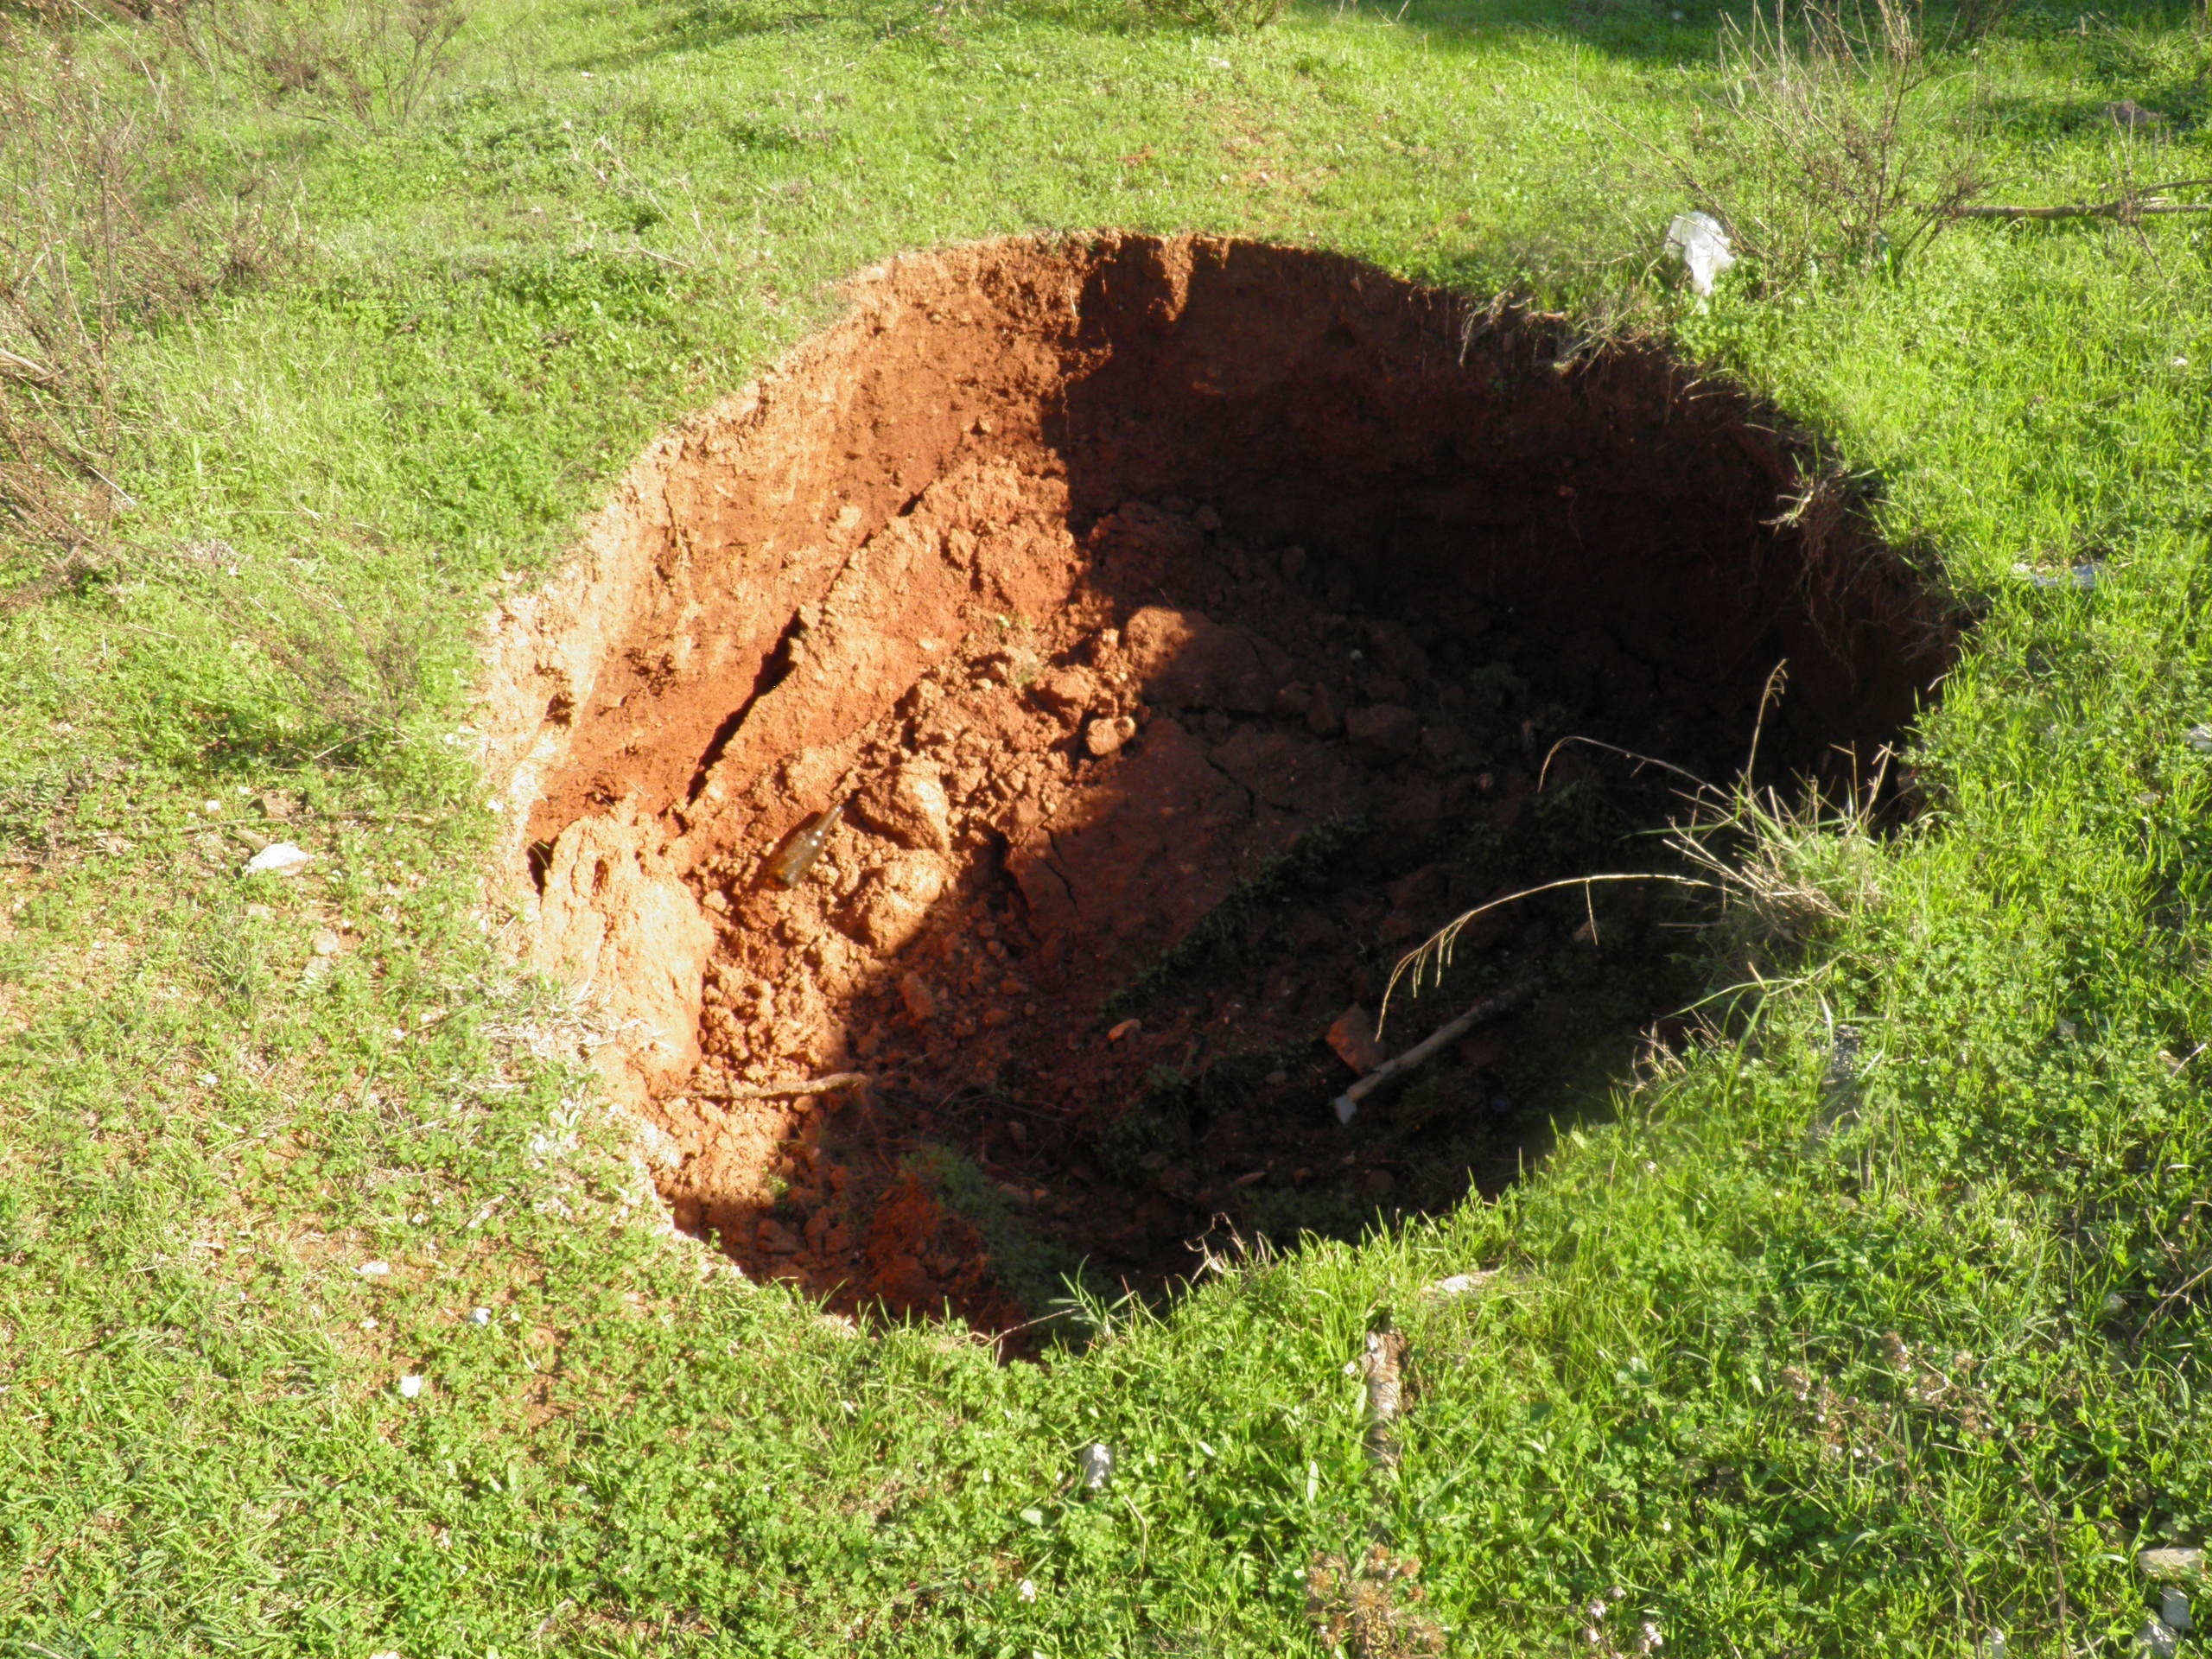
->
xmin=2164 ymin=1588 xmax=2192 ymax=1634
xmin=397 ymin=1374 xmax=426 ymax=1399
xmin=355 ymin=1261 xmax=391 ymax=1277
xmin=244 ymin=842 xmax=313 ymax=874
xmin=471 ymin=1306 xmax=493 ymax=1326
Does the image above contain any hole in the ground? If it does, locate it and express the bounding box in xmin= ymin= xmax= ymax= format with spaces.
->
xmin=486 ymin=233 xmax=1952 ymax=1344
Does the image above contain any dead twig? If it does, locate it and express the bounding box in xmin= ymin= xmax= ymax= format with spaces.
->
xmin=1334 ymin=980 xmax=1541 ymax=1124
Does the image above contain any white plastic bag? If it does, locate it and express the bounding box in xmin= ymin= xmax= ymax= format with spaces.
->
xmin=1665 ymin=212 xmax=1737 ymax=297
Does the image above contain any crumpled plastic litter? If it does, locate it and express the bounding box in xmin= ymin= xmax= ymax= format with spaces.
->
xmin=244 ymin=841 xmax=313 ymax=874
xmin=2012 ymin=561 xmax=2101 ymax=592
xmin=1076 ymin=1443 xmax=1114 ymax=1491
xmin=1665 ymin=212 xmax=1737 ymax=297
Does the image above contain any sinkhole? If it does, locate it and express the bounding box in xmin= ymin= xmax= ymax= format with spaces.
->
xmin=482 ymin=232 xmax=1952 ymax=1340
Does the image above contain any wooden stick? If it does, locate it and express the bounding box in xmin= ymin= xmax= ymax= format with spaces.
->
xmin=1332 ymin=980 xmax=1539 ymax=1124
xmin=696 ymin=1072 xmax=873 ymax=1103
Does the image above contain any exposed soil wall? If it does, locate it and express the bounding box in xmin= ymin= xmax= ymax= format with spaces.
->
xmin=480 ymin=232 xmax=1950 ymax=1337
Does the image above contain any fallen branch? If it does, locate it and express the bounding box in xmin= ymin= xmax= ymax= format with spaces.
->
xmin=1949 ymin=179 xmax=2212 ymax=220
xmin=696 ymin=1071 xmax=873 ymax=1103
xmin=1332 ymin=979 xmax=1540 ymax=1124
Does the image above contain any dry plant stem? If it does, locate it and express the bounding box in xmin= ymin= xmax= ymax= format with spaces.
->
xmin=1382 ymin=872 xmax=1719 ymax=1020
xmin=1333 ymin=980 xmax=1541 ymax=1124
xmin=696 ymin=1072 xmax=873 ymax=1102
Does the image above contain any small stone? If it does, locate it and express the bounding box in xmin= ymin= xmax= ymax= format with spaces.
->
xmin=1326 ymin=1005 xmax=1384 ymax=1074
xmin=1028 ymin=665 xmax=1101 ymax=721
xmin=311 ymin=928 xmax=343 ymax=957
xmin=1193 ymin=505 xmax=1223 ymax=531
xmin=1362 ymin=1168 xmax=1396 ymax=1198
xmin=1305 ymin=683 xmax=1341 ymax=736
xmin=854 ymin=763 xmax=954 ymax=854
xmin=1107 ymin=1017 xmax=1141 ymax=1043
xmin=982 ymin=1007 xmax=1014 ymax=1028
xmin=2141 ymin=1615 xmax=2181 ymax=1658
xmin=2162 ymin=1588 xmax=2192 ymax=1634
xmin=854 ymin=852 xmax=949 ymax=954
xmin=397 ymin=1374 xmax=426 ymax=1399
xmin=2189 ymin=724 xmax=2212 ymax=754
xmin=2143 ymin=1548 xmax=2208 ymax=1582
xmin=356 ymin=1261 xmax=391 ymax=1277
xmin=1084 ymin=715 xmax=1138 ymax=758
xmin=470 ymin=1306 xmax=492 ymax=1325
xmin=899 ymin=972 xmax=938 ymax=1021
xmin=1278 ymin=544 xmax=1307 ymax=580
xmin=255 ymin=790 xmax=298 ymax=821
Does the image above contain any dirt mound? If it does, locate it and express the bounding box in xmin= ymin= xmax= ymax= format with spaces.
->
xmin=481 ymin=232 xmax=1949 ymax=1341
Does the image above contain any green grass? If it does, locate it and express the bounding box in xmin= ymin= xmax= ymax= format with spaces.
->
xmin=5 ymin=0 xmax=2212 ymax=1650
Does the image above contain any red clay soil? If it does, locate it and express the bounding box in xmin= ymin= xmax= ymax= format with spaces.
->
xmin=490 ymin=232 xmax=1951 ymax=1338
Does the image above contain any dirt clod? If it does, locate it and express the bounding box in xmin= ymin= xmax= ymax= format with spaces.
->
xmin=484 ymin=232 xmax=1950 ymax=1338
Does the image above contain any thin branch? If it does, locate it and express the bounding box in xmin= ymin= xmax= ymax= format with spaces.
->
xmin=1334 ymin=979 xmax=1542 ymax=1124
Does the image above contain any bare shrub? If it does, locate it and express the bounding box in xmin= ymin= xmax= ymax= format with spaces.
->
xmin=155 ymin=0 xmax=471 ymax=130
xmin=0 ymin=19 xmax=298 ymax=559
xmin=1650 ymin=0 xmax=1992 ymax=281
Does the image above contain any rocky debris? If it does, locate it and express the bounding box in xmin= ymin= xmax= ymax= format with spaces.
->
xmin=533 ymin=804 xmax=713 ymax=1103
xmin=1028 ymin=665 xmax=1102 ymax=722
xmin=1344 ymin=702 xmax=1421 ymax=764
xmin=853 ymin=761 xmax=955 ymax=853
xmin=757 ymin=1218 xmax=802 ymax=1253
xmin=849 ymin=851 xmax=950 ymax=953
xmin=898 ymin=972 xmax=938 ymax=1021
